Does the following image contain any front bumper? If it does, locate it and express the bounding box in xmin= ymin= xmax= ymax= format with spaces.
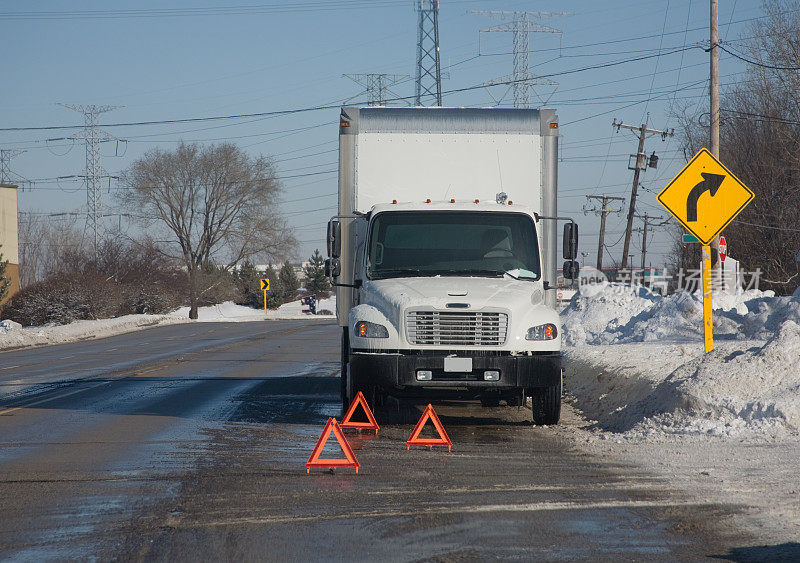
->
xmin=349 ymin=350 xmax=562 ymax=391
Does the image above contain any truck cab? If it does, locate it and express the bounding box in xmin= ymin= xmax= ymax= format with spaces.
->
xmin=328 ymin=106 xmax=575 ymax=424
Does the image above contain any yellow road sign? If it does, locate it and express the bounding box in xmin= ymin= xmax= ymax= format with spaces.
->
xmin=657 ymin=148 xmax=754 ymax=245
xmin=260 ymin=278 xmax=270 ymax=291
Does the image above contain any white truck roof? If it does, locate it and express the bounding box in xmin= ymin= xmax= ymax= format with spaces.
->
xmin=340 ymin=107 xmax=554 ymax=214
xmin=369 ymin=201 xmax=537 ymax=216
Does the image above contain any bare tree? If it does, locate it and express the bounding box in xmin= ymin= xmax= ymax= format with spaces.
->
xmin=119 ymin=143 xmax=295 ymax=318
xmin=17 ymin=212 xmax=84 ymax=287
xmin=674 ymin=0 xmax=800 ymax=293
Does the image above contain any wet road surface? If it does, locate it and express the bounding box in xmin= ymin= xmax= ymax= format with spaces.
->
xmin=0 ymin=321 xmax=749 ymax=560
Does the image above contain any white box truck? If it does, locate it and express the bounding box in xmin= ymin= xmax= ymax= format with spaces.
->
xmin=326 ymin=107 xmax=577 ymax=424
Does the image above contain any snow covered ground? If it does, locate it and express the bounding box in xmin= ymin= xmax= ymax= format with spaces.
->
xmin=562 ymin=282 xmax=800 ymax=545
xmin=169 ymin=296 xmax=335 ymax=323
xmin=0 ymin=298 xmax=335 ymax=351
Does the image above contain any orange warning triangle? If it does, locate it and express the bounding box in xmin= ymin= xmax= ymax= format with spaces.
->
xmin=406 ymin=404 xmax=452 ymax=452
xmin=306 ymin=417 xmax=360 ymax=474
xmin=341 ymin=391 xmax=380 ymax=433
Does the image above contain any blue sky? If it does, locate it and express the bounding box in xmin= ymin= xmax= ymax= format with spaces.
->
xmin=2 ymin=0 xmax=760 ymax=267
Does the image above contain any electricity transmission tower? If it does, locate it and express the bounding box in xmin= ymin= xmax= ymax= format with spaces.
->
xmin=612 ymin=115 xmax=673 ymax=270
xmin=0 ymin=149 xmax=27 ymax=187
xmin=59 ymin=104 xmax=121 ymax=260
xmin=584 ymin=194 xmax=625 ymax=272
xmin=344 ymin=73 xmax=409 ymax=106
xmin=415 ymin=0 xmax=442 ymax=106
xmin=471 ymin=10 xmax=568 ymax=108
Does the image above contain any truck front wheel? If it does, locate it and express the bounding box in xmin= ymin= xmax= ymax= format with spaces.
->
xmin=340 ymin=328 xmax=350 ymax=411
xmin=530 ymin=377 xmax=562 ymax=425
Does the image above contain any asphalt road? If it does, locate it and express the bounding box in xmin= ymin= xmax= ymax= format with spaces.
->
xmin=0 ymin=320 xmax=750 ymax=560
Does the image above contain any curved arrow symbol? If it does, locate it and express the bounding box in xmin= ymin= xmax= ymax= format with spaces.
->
xmin=686 ymin=173 xmax=725 ymax=222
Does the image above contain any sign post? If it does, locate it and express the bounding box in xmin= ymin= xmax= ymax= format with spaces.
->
xmin=718 ymin=235 xmax=727 ymax=292
xmin=657 ymin=148 xmax=754 ymax=353
xmin=260 ymin=278 xmax=270 ymax=315
xmin=702 ymin=245 xmax=713 ymax=353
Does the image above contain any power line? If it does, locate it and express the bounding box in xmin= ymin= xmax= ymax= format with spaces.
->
xmin=737 ymin=220 xmax=800 ymax=233
xmin=720 ymin=108 xmax=800 ymax=125
xmin=717 ymin=43 xmax=800 ymax=70
xmin=641 ymin=0 xmax=671 ymax=120
xmin=561 ymin=76 xmax=706 ymax=127
xmin=0 ymin=45 xmax=703 ymax=133
xmin=0 ymin=2 xmax=430 ymax=20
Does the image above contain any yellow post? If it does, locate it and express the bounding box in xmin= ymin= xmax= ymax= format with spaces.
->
xmin=264 ymin=290 xmax=267 ymax=315
xmin=702 ymin=244 xmax=713 ymax=353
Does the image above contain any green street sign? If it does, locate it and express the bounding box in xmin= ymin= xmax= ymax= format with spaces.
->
xmin=682 ymin=234 xmax=700 ymax=243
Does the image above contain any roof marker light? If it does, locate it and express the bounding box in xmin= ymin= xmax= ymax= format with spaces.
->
xmin=450 ymin=198 xmax=455 ymax=203
xmin=474 ymin=199 xmax=479 ymax=204
xmin=392 ymin=199 xmax=397 ymax=204
xmin=508 ymin=200 xmax=513 ymax=205
xmin=426 ymin=198 xmax=431 ymax=203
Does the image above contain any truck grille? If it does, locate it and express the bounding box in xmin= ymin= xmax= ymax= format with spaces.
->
xmin=406 ymin=311 xmax=508 ymax=346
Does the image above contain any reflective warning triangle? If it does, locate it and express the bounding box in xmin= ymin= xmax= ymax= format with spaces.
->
xmin=341 ymin=391 xmax=380 ymax=433
xmin=406 ymin=404 xmax=452 ymax=452
xmin=306 ymin=417 xmax=360 ymax=474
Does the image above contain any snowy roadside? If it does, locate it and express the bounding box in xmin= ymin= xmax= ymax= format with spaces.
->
xmin=0 ymin=298 xmax=335 ymax=351
xmin=562 ymin=282 xmax=800 ymax=545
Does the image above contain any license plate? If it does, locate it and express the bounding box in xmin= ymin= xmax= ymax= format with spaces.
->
xmin=444 ymin=356 xmax=472 ymax=373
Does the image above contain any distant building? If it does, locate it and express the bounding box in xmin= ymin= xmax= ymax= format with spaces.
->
xmin=0 ymin=184 xmax=20 ymax=306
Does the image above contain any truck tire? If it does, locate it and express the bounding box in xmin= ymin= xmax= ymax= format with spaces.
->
xmin=531 ymin=378 xmax=562 ymax=425
xmin=340 ymin=328 xmax=350 ymax=411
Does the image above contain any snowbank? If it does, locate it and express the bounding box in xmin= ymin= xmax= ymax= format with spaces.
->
xmin=563 ymin=283 xmax=800 ymax=437
xmin=0 ymin=314 xmax=186 ymax=351
xmin=167 ymin=298 xmax=335 ymax=322
xmin=562 ymin=282 xmax=800 ymax=345
xmin=0 ymin=298 xmax=336 ymax=350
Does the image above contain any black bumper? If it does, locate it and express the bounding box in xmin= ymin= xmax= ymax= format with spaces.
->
xmin=349 ymin=350 xmax=562 ymax=390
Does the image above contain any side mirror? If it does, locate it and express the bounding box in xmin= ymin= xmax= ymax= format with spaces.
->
xmin=325 ymin=258 xmax=341 ymax=278
xmin=563 ymin=222 xmax=578 ymax=260
xmin=327 ymin=220 xmax=341 ymax=258
xmin=563 ymin=260 xmax=580 ymax=280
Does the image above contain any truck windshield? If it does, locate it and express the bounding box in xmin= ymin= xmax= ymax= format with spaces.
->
xmin=367 ymin=211 xmax=541 ymax=281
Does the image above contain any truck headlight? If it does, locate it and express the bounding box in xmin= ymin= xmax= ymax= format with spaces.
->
xmin=526 ymin=323 xmax=558 ymax=340
xmin=354 ymin=321 xmax=389 ymax=338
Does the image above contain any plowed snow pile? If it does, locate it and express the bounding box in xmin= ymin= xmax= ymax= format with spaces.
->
xmin=562 ymin=283 xmax=800 ymax=437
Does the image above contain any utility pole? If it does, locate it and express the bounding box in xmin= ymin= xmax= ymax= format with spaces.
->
xmin=709 ymin=0 xmax=721 ymax=266
xmin=470 ymin=10 xmax=568 ymax=107
xmin=59 ymin=103 xmax=122 ymax=260
xmin=415 ymin=0 xmax=443 ymax=106
xmin=635 ymin=213 xmax=666 ymax=274
xmin=343 ymin=73 xmax=409 ymax=106
xmin=584 ymin=194 xmax=624 ymax=271
xmin=613 ymin=115 xmax=673 ymax=270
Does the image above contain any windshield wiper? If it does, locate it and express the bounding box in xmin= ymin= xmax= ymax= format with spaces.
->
xmin=369 ymin=268 xmax=428 ymax=279
xmin=443 ymin=269 xmax=506 ymax=278
xmin=444 ymin=269 xmax=539 ymax=281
